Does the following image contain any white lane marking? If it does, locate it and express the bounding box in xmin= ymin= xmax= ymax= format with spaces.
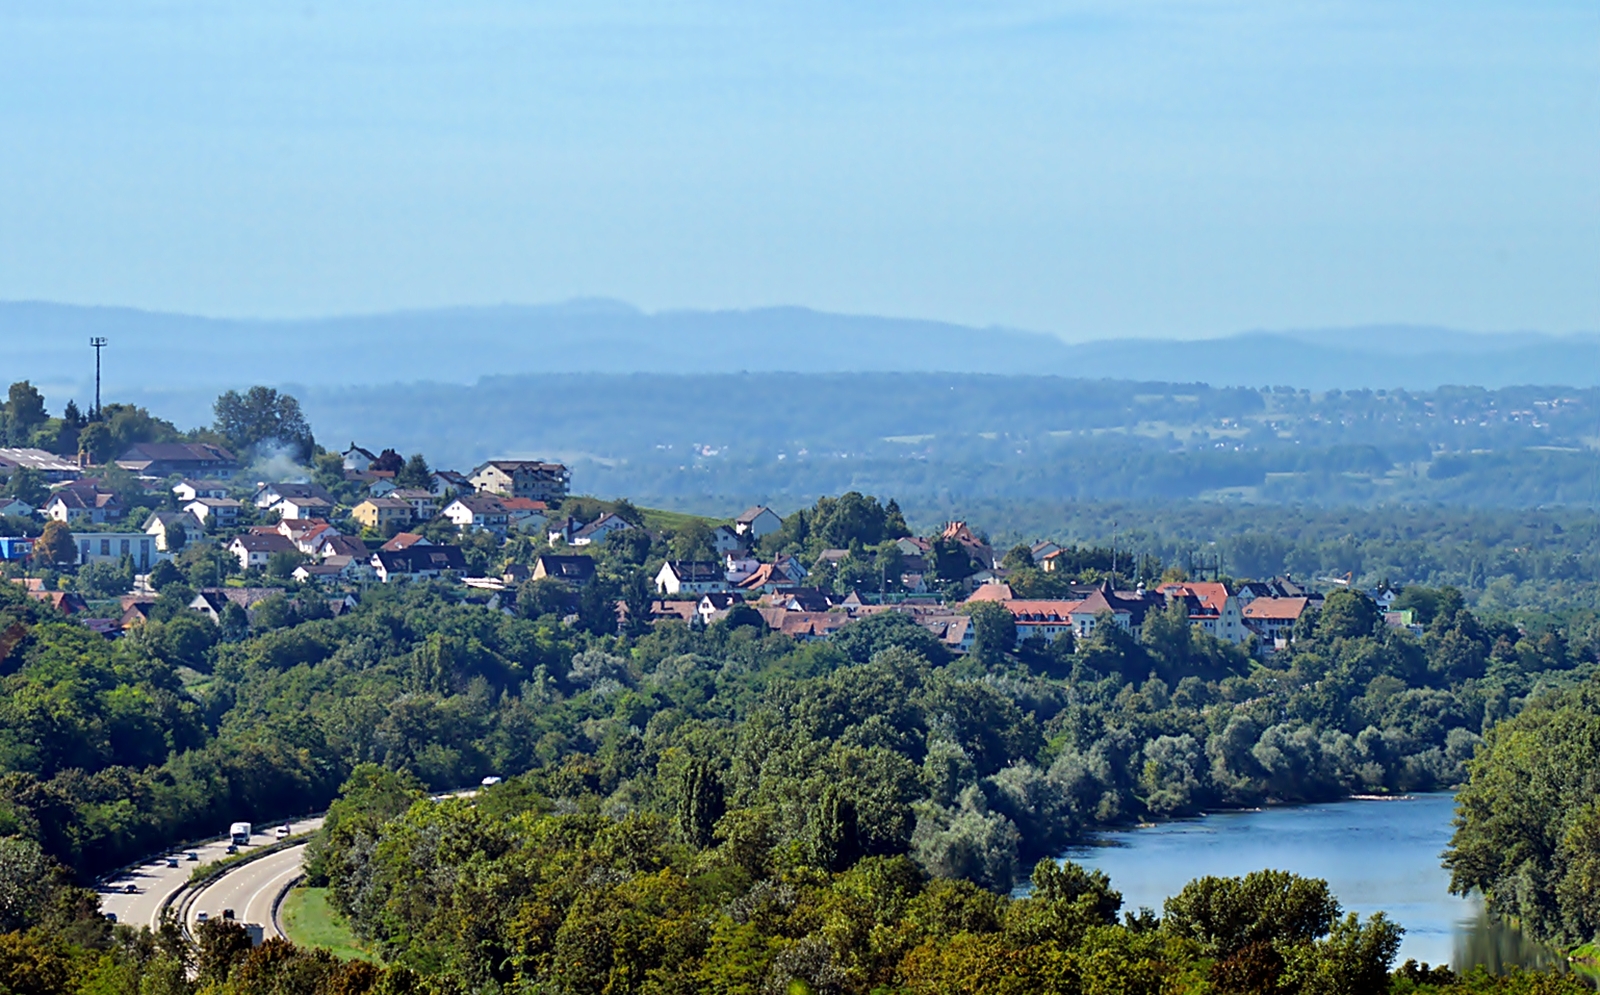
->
xmin=246 ymin=856 xmax=307 ymax=937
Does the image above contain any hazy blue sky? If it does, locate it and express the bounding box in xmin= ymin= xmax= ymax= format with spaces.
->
xmin=2 ymin=1 xmax=1595 ymax=338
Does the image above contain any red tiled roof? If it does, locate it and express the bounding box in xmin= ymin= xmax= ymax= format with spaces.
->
xmin=1242 ymin=597 xmax=1311 ymax=621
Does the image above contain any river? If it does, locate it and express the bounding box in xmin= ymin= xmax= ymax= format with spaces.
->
xmin=1057 ymin=793 xmax=1567 ymax=973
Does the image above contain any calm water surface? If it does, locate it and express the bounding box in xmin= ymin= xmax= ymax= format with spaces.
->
xmin=1058 ymin=793 xmax=1564 ymax=973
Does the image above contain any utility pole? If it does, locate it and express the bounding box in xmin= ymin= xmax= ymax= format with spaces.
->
xmin=89 ymin=337 xmax=107 ymax=419
xmin=1110 ymin=519 xmax=1117 ymax=585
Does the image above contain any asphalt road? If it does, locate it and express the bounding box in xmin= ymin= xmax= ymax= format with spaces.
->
xmin=188 ymin=842 xmax=310 ymax=939
xmin=98 ymin=819 xmax=323 ymax=931
xmin=96 ymin=790 xmax=471 ymax=937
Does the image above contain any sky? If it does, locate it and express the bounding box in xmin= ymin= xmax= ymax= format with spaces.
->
xmin=1 ymin=1 xmax=1596 ymax=340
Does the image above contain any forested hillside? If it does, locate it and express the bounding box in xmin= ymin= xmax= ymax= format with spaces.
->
xmin=0 ymin=532 xmax=1594 ymax=990
xmin=275 ymin=374 xmax=1600 ymax=512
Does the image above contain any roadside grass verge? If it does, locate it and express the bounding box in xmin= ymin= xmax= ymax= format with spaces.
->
xmin=280 ymin=887 xmax=378 ymax=963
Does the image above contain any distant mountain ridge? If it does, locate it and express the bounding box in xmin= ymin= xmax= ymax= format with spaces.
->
xmin=4 ymin=299 xmax=1597 ymax=401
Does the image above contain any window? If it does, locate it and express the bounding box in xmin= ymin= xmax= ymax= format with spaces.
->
xmin=120 ymin=540 xmax=130 ymax=556
xmin=100 ymin=539 xmax=111 ymax=556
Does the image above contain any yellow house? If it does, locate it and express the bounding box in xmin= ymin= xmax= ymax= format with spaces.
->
xmin=352 ymin=497 xmax=413 ymax=531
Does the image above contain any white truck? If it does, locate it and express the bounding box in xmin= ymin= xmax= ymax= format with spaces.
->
xmin=230 ymin=822 xmax=252 ymax=845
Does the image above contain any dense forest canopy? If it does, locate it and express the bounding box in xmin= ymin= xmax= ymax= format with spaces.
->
xmin=3 ymin=380 xmax=1600 ymax=990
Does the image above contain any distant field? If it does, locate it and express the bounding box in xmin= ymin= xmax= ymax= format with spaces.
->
xmin=638 ymin=505 xmax=719 ymax=532
xmin=280 ymin=887 xmax=377 ymax=963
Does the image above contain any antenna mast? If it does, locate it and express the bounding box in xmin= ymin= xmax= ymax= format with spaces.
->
xmin=89 ymin=337 xmax=107 ymax=418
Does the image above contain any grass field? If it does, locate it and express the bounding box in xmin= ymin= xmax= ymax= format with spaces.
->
xmin=637 ymin=504 xmax=719 ymax=532
xmin=280 ymin=887 xmax=378 ymax=963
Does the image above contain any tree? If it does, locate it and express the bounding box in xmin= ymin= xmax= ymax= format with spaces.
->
xmin=621 ymin=572 xmax=654 ymax=636
xmin=2 ymin=468 xmax=46 ymax=509
xmin=716 ymin=603 xmax=766 ymax=632
xmin=4 ymin=382 xmax=47 ymax=445
xmin=670 ymin=520 xmax=716 ymax=561
xmin=396 ymin=453 xmax=431 ymax=489
xmin=78 ymin=557 xmax=135 ymax=598
xmin=883 ymin=498 xmax=911 ymax=538
xmin=965 ymin=601 xmax=1016 ymax=666
xmin=266 ymin=550 xmax=304 ymax=579
xmin=147 ymin=558 xmax=184 ymax=591
xmin=195 ymin=918 xmax=254 ymax=987
xmin=518 ymin=577 xmax=575 ymax=620
xmin=0 ymin=837 xmax=54 ymax=933
xmin=372 ymin=448 xmax=404 ymax=474
xmin=219 ymin=601 xmax=251 ymax=641
xmin=213 ymin=386 xmax=315 ymax=460
xmin=76 ymin=421 xmax=113 ymax=464
xmin=606 ymin=527 xmax=653 ymax=567
xmin=1316 ymin=590 xmax=1380 ymax=641
xmin=809 ymin=784 xmax=863 ymax=872
xmin=34 ymin=521 xmax=76 ymax=567
xmin=676 ymin=759 xmax=724 ymax=849
xmin=576 ymin=578 xmax=620 ymax=636
xmin=1162 ymin=870 xmax=1342 ymax=956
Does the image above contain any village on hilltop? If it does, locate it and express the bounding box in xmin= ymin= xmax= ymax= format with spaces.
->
xmin=0 ymin=430 xmax=1430 ymax=655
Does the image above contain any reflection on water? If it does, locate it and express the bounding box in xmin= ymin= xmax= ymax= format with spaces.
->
xmin=1055 ymin=793 xmax=1565 ymax=974
xmin=1455 ymin=901 xmax=1569 ymax=976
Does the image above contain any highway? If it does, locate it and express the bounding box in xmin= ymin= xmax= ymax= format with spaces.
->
xmin=185 ymin=843 xmax=310 ymax=939
xmin=96 ymin=789 xmax=471 ymax=940
xmin=98 ymin=818 xmax=323 ymax=931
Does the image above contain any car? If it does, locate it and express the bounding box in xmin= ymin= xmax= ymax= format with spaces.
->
xmin=123 ymin=884 xmax=137 ymax=894
xmin=104 ymin=912 xmax=117 ymax=923
xmin=225 ymin=844 xmax=238 ymax=855
xmin=196 ymin=911 xmax=209 ymax=924
xmin=185 ymin=852 xmax=199 ymax=862
xmin=481 ymin=776 xmax=502 ymax=786
xmin=165 ymin=858 xmax=178 ymax=868
xmin=275 ymin=825 xmax=290 ymax=838
xmin=222 ymin=908 xmax=234 ymax=920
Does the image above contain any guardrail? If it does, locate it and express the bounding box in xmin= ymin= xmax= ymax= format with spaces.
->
xmin=168 ymin=832 xmax=316 ymax=943
xmin=94 ymin=810 xmax=323 ymax=891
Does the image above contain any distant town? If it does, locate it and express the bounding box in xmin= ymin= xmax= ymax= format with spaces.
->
xmin=0 ymin=404 xmax=1428 ymax=655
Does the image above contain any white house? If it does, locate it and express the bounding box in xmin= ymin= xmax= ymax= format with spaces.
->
xmin=655 ymin=560 xmax=732 ymax=596
xmin=1156 ymin=582 xmax=1249 ymax=645
xmin=0 ymin=497 xmax=33 ymax=518
xmin=710 ymin=525 xmax=744 ymax=554
xmin=47 ymin=486 xmax=123 ymax=525
xmin=499 ymin=497 xmax=547 ymax=533
xmin=143 ymin=510 xmax=202 ymax=552
xmin=371 ymin=545 xmax=468 ymax=583
xmin=367 ymin=477 xmax=398 ymax=497
xmin=734 ymin=505 xmax=783 ymax=539
xmin=391 ymin=488 xmax=440 ymax=520
xmin=228 ymin=533 xmax=298 ymax=570
xmin=441 ymin=495 xmax=509 ymax=535
xmin=697 ymin=592 xmax=741 ymax=624
xmin=571 ymin=512 xmax=634 ymax=547
xmin=724 ymin=553 xmax=761 ymax=584
xmin=73 ymin=532 xmax=159 ymax=571
xmin=342 ymin=445 xmax=378 ymax=472
xmin=1029 ymin=540 xmax=1063 ymax=564
xmin=253 ymin=482 xmax=334 ymax=511
xmin=274 ymin=495 xmax=335 ymax=521
xmin=172 ymin=479 xmax=230 ymax=503
xmin=184 ymin=497 xmax=241 ymax=528
xmin=428 ymin=470 xmax=473 ymax=497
